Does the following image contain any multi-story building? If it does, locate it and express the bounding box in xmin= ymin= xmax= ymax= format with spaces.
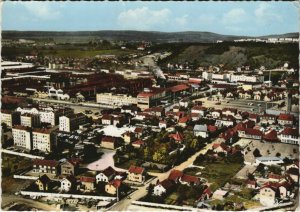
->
xmin=20 ymin=113 xmax=40 ymax=128
xmin=33 ymin=159 xmax=59 ymax=175
xmin=1 ymin=110 xmax=20 ymax=127
xmin=12 ymin=125 xmax=32 ymax=150
xmin=96 ymin=93 xmax=137 ymax=107
xmin=32 ymin=128 xmax=56 ymax=152
xmin=16 ymin=107 xmax=73 ymax=126
xmin=278 ymin=114 xmax=294 ymax=126
xmin=137 ymin=88 xmax=166 ymax=110
xmin=279 ymin=128 xmax=299 ymax=145
xmin=59 ymin=113 xmax=87 ymax=132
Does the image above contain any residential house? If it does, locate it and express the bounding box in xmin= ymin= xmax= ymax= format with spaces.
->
xmin=122 ymin=131 xmax=135 ymax=144
xmin=222 ymin=108 xmax=237 ymax=116
xmin=80 ymin=176 xmax=96 ymax=191
xmin=212 ymin=143 xmax=230 ymax=154
xmin=267 ymin=173 xmax=283 ymax=182
xmin=96 ymin=166 xmax=116 ymax=183
xmin=198 ymin=187 xmax=212 ymax=201
xmin=168 ymin=170 xmax=184 ymax=184
xmin=216 ymin=115 xmax=235 ymax=127
xmin=211 ymin=110 xmax=222 ymax=119
xmin=212 ymin=189 xmax=229 ymax=200
xmin=105 ymin=179 xmax=122 ymax=195
xmin=191 ymin=113 xmax=201 ymax=121
xmin=134 ymin=127 xmax=144 ymax=138
xmin=261 ymin=114 xmax=277 ymax=125
xmin=259 ymin=183 xmax=280 ymax=206
xmin=61 ymin=175 xmax=77 ymax=192
xmin=35 ymin=174 xmax=51 ymax=191
xmin=178 ymin=116 xmax=190 ymax=128
xmin=279 ymin=128 xmax=299 ymax=145
xmin=246 ymin=180 xmax=257 ymax=189
xmin=60 ymin=159 xmax=79 ymax=176
xmin=153 ymin=179 xmax=174 ymax=196
xmin=191 ymin=106 xmax=207 ymax=117
xmin=179 ymin=174 xmax=201 ymax=186
xmin=264 ymin=130 xmax=280 ymax=143
xmin=159 ymin=120 xmax=167 ymax=129
xmin=127 ymin=165 xmax=146 ymax=183
xmin=278 ymin=114 xmax=294 ymax=126
xmin=193 ymin=124 xmax=209 ymax=138
xmin=102 ymin=114 xmax=112 ymax=125
xmin=169 ymin=132 xmax=184 ymax=143
xmin=132 ymin=140 xmax=145 ymax=148
xmin=33 ymin=159 xmax=59 ymax=175
xmin=249 ymin=113 xmax=260 ymax=123
xmin=101 ymin=136 xmax=118 ymax=149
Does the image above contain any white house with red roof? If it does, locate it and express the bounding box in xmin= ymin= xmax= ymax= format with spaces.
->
xmin=127 ymin=165 xmax=146 ymax=183
xmin=278 ymin=114 xmax=294 ymax=126
xmin=153 ymin=179 xmax=174 ymax=196
xmin=279 ymin=128 xmax=299 ymax=145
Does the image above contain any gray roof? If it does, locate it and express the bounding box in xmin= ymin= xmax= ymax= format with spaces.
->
xmin=194 ymin=124 xmax=208 ymax=132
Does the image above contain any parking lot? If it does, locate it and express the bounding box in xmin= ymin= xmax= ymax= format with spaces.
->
xmin=195 ymin=97 xmax=278 ymax=113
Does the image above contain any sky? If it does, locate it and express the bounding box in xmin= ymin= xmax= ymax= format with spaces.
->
xmin=2 ymin=1 xmax=299 ymax=36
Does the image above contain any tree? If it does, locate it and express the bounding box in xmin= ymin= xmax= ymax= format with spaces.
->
xmin=83 ymin=144 xmax=97 ymax=162
xmin=253 ymin=148 xmax=261 ymax=157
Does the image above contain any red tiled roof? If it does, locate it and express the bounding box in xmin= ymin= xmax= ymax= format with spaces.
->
xmin=249 ymin=113 xmax=259 ymax=119
xmin=108 ymin=179 xmax=122 ymax=188
xmin=134 ymin=127 xmax=143 ymax=133
xmin=280 ymin=128 xmax=299 ymax=137
xmin=128 ymin=165 xmax=145 ymax=174
xmin=278 ymin=113 xmax=294 ymax=121
xmin=169 ymin=132 xmax=184 ymax=141
xmin=158 ymin=179 xmax=174 ymax=190
xmin=102 ymin=136 xmax=116 ymax=143
xmin=168 ymin=170 xmax=183 ymax=181
xmin=80 ymin=176 xmax=95 ymax=183
xmin=192 ymin=106 xmax=207 ymax=111
xmin=207 ymin=125 xmax=217 ymax=132
xmin=264 ymin=130 xmax=279 ymax=142
xmin=33 ymin=159 xmax=59 ymax=167
xmin=268 ymin=173 xmax=282 ymax=180
xmin=245 ymin=128 xmax=263 ymax=136
xmin=178 ymin=116 xmax=190 ymax=123
xmin=132 ymin=140 xmax=145 ymax=146
xmin=168 ymin=84 xmax=189 ymax=93
xmin=102 ymin=114 xmax=112 ymax=120
xmin=180 ymin=174 xmax=200 ymax=184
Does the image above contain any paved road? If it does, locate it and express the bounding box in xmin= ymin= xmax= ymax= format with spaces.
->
xmin=109 ymin=139 xmax=220 ymax=211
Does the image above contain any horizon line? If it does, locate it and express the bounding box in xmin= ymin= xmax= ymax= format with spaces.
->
xmin=2 ymin=29 xmax=298 ymax=38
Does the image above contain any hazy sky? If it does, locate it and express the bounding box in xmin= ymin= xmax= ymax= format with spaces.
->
xmin=2 ymin=1 xmax=299 ymax=36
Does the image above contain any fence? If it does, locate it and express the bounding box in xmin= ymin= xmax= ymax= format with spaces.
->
xmin=13 ymin=175 xmax=38 ymax=180
xmin=1 ymin=149 xmax=44 ymax=159
xmin=20 ymin=191 xmax=117 ymax=201
xmin=132 ymin=200 xmax=199 ymax=211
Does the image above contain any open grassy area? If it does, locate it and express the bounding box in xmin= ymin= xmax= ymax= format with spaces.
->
xmin=202 ymin=162 xmax=242 ymax=190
